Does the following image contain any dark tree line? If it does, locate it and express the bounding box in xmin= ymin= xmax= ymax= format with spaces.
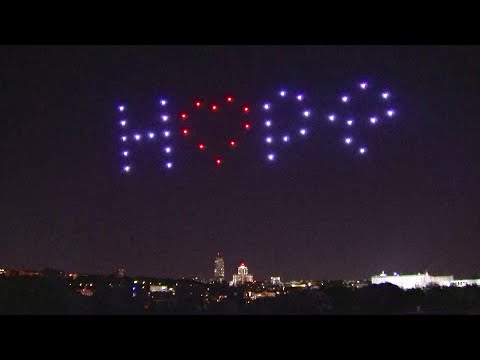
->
xmin=2 ymin=276 xmax=480 ymax=315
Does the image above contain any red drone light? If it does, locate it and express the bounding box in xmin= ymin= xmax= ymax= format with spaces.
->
xmin=181 ymin=112 xmax=188 ymax=119
xmin=182 ymin=128 xmax=189 ymax=136
xmin=198 ymin=143 xmax=206 ymax=150
xmin=211 ymin=104 xmax=218 ymax=111
xmin=243 ymin=106 xmax=249 ymax=113
xmin=227 ymin=96 xmax=233 ymax=103
xmin=195 ymin=101 xmax=201 ymax=107
xmin=215 ymin=157 xmax=222 ymax=166
xmin=229 ymin=140 xmax=236 ymax=147
xmin=243 ymin=122 xmax=251 ymax=130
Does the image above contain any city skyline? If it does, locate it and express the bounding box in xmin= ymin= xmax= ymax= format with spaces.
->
xmin=2 ymin=253 xmax=478 ymax=282
xmin=1 ymin=46 xmax=479 ymax=280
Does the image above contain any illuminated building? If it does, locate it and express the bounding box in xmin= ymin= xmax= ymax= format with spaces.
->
xmin=1 ymin=269 xmax=19 ymax=277
xmin=80 ymin=288 xmax=94 ymax=296
xmin=214 ymin=253 xmax=225 ymax=282
xmin=150 ymin=285 xmax=169 ymax=293
xmin=285 ymin=281 xmax=308 ymax=288
xmin=371 ymin=271 xmax=453 ymax=290
xmin=270 ymin=276 xmax=281 ymax=286
xmin=449 ymin=278 xmax=480 ymax=287
xmin=18 ymin=269 xmax=41 ymax=276
xmin=114 ymin=266 xmax=125 ymax=278
xmin=232 ymin=262 xmax=253 ymax=286
xmin=372 ymin=271 xmax=480 ymax=289
xmin=248 ymin=291 xmax=277 ymax=300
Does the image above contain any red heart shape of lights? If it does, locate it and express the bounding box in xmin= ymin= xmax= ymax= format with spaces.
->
xmin=176 ymin=95 xmax=252 ymax=166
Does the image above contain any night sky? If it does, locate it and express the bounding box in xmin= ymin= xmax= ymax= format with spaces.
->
xmin=1 ymin=45 xmax=479 ymax=281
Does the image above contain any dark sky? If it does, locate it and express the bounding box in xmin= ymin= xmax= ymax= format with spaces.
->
xmin=1 ymin=45 xmax=479 ymax=281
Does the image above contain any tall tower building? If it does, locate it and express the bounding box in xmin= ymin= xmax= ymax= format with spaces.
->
xmin=214 ymin=253 xmax=225 ymax=282
xmin=232 ymin=262 xmax=254 ymax=286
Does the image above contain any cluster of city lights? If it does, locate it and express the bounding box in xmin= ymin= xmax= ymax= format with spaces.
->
xmin=115 ymin=80 xmax=397 ymax=173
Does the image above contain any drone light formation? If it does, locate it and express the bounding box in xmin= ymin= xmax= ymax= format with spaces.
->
xmin=330 ymin=80 xmax=397 ymax=157
xmin=173 ymin=95 xmax=253 ymax=167
xmin=115 ymin=80 xmax=397 ymax=173
xmin=116 ymin=101 xmax=179 ymax=174
xmin=258 ymin=89 xmax=315 ymax=164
